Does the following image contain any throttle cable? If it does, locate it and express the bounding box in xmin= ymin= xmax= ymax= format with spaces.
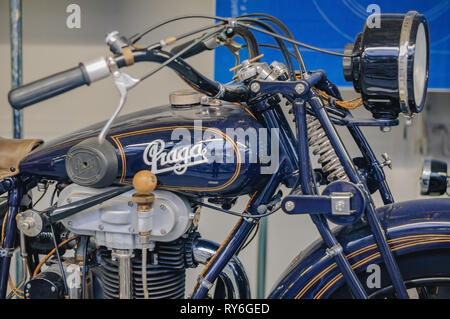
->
xmin=237 ymin=21 xmax=356 ymax=57
xmin=239 ymin=13 xmax=307 ymax=74
xmin=236 ymin=17 xmax=296 ymax=80
xmin=139 ymin=25 xmax=227 ymax=81
xmin=131 ymin=14 xmax=230 ymax=44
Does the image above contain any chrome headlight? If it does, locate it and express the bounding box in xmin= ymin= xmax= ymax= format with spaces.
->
xmin=343 ymin=11 xmax=429 ymax=120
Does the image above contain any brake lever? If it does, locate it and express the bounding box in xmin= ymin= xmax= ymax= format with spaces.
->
xmin=98 ymin=70 xmax=140 ymax=144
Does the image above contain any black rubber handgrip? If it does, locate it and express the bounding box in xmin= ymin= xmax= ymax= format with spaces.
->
xmin=170 ymin=39 xmax=209 ymax=59
xmin=8 ymin=63 xmax=90 ymax=110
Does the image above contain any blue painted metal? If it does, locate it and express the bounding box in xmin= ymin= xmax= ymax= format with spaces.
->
xmin=337 ymin=116 xmax=399 ymax=127
xmin=314 ymin=78 xmax=395 ymax=204
xmin=189 ymin=71 xmax=418 ymax=299
xmin=346 ymin=124 xmax=395 ymax=204
xmin=258 ymin=104 xmax=299 ymax=188
xmin=252 ymin=71 xmax=323 ymax=97
xmin=308 ymin=93 xmax=409 ymax=298
xmin=19 ymin=104 xmax=269 ymax=198
xmin=282 ymin=181 xmax=366 ymax=220
xmin=0 ymin=178 xmax=16 ymax=196
xmin=292 ymin=97 xmax=368 ymax=299
xmin=256 ymin=217 xmax=268 ymax=298
xmin=283 ymin=195 xmax=341 ymax=214
xmin=191 ymin=217 xmax=255 ymax=299
xmin=0 ymin=185 xmax=21 ymax=298
xmin=247 ymin=76 xmax=399 ymax=298
xmin=308 ymin=96 xmax=361 ymax=182
xmin=268 ymin=198 xmax=450 ymax=299
xmin=321 ymin=181 xmax=367 ymax=226
xmin=191 ymin=97 xmax=298 ymax=299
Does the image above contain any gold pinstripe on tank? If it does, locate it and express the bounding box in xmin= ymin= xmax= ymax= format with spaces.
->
xmin=110 ymin=125 xmax=242 ymax=192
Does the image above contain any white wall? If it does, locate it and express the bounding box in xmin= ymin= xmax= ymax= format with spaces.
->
xmin=0 ymin=0 xmax=216 ymax=140
xmin=0 ymin=0 xmax=433 ymax=298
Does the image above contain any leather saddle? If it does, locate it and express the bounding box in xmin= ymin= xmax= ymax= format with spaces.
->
xmin=0 ymin=137 xmax=43 ymax=180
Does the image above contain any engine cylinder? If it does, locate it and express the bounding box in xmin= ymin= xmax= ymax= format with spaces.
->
xmin=98 ymin=234 xmax=197 ymax=299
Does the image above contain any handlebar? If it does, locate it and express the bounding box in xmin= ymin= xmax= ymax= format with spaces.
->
xmin=9 ymin=64 xmax=89 ymax=110
xmin=8 ymin=57 xmax=111 ymax=110
xmin=116 ymin=49 xmax=250 ymax=102
xmin=8 ymin=48 xmax=250 ymax=110
xmin=7 ymin=23 xmax=263 ymax=110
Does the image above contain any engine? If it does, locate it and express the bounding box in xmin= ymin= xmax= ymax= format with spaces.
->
xmin=24 ymin=184 xmax=200 ymax=299
xmin=57 ymin=184 xmax=195 ymax=247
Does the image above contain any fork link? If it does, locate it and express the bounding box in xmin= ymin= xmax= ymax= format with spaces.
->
xmin=306 ymin=114 xmax=350 ymax=182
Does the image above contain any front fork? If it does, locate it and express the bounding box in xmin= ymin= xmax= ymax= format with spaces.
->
xmin=305 ymin=95 xmax=409 ymax=298
xmin=293 ymin=98 xmax=368 ymax=298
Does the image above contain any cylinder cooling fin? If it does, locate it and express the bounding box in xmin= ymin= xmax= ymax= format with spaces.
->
xmin=98 ymin=233 xmax=198 ymax=299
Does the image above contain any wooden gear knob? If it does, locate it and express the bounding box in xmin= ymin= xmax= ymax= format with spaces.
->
xmin=132 ymin=170 xmax=157 ymax=212
xmin=132 ymin=170 xmax=157 ymax=195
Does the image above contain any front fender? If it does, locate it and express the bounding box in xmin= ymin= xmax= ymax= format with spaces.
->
xmin=268 ymin=198 xmax=450 ymax=299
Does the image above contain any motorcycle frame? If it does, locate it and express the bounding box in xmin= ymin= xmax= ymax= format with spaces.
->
xmin=0 ymin=69 xmax=417 ymax=299
xmin=191 ymin=70 xmax=409 ymax=299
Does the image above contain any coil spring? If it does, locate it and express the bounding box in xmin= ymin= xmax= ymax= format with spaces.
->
xmin=306 ymin=114 xmax=349 ymax=182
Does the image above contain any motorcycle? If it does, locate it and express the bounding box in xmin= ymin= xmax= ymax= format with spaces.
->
xmin=1 ymin=11 xmax=450 ymax=299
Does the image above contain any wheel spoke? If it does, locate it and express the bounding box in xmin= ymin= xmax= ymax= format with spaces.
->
xmin=406 ymin=288 xmax=419 ymax=299
xmin=416 ymin=286 xmax=430 ymax=299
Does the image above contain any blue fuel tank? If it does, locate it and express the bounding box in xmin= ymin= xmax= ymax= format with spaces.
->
xmin=19 ymin=102 xmax=271 ymax=197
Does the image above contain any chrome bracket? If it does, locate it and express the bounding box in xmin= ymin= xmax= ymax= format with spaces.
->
xmin=197 ymin=275 xmax=214 ymax=290
xmin=226 ymin=18 xmax=237 ymax=29
xmin=398 ymin=11 xmax=418 ymax=117
xmin=325 ymin=244 xmax=343 ymax=258
xmin=330 ymin=192 xmax=353 ymax=216
xmin=0 ymin=247 xmax=14 ymax=258
xmin=105 ymin=31 xmax=130 ymax=55
xmin=212 ymin=83 xmax=226 ymax=99
xmin=381 ymin=153 xmax=393 ymax=169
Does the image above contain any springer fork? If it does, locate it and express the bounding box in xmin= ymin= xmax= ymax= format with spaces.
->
xmin=303 ymin=94 xmax=409 ymax=299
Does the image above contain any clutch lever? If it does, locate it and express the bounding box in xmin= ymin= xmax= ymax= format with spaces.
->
xmin=98 ymin=68 xmax=140 ymax=144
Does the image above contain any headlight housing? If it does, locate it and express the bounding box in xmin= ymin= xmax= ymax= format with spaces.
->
xmin=343 ymin=11 xmax=429 ymax=120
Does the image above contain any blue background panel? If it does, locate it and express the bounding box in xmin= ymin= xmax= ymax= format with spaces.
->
xmin=215 ymin=0 xmax=450 ymax=89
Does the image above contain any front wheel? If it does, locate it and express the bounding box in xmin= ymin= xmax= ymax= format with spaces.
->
xmin=330 ymin=248 xmax=450 ymax=299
